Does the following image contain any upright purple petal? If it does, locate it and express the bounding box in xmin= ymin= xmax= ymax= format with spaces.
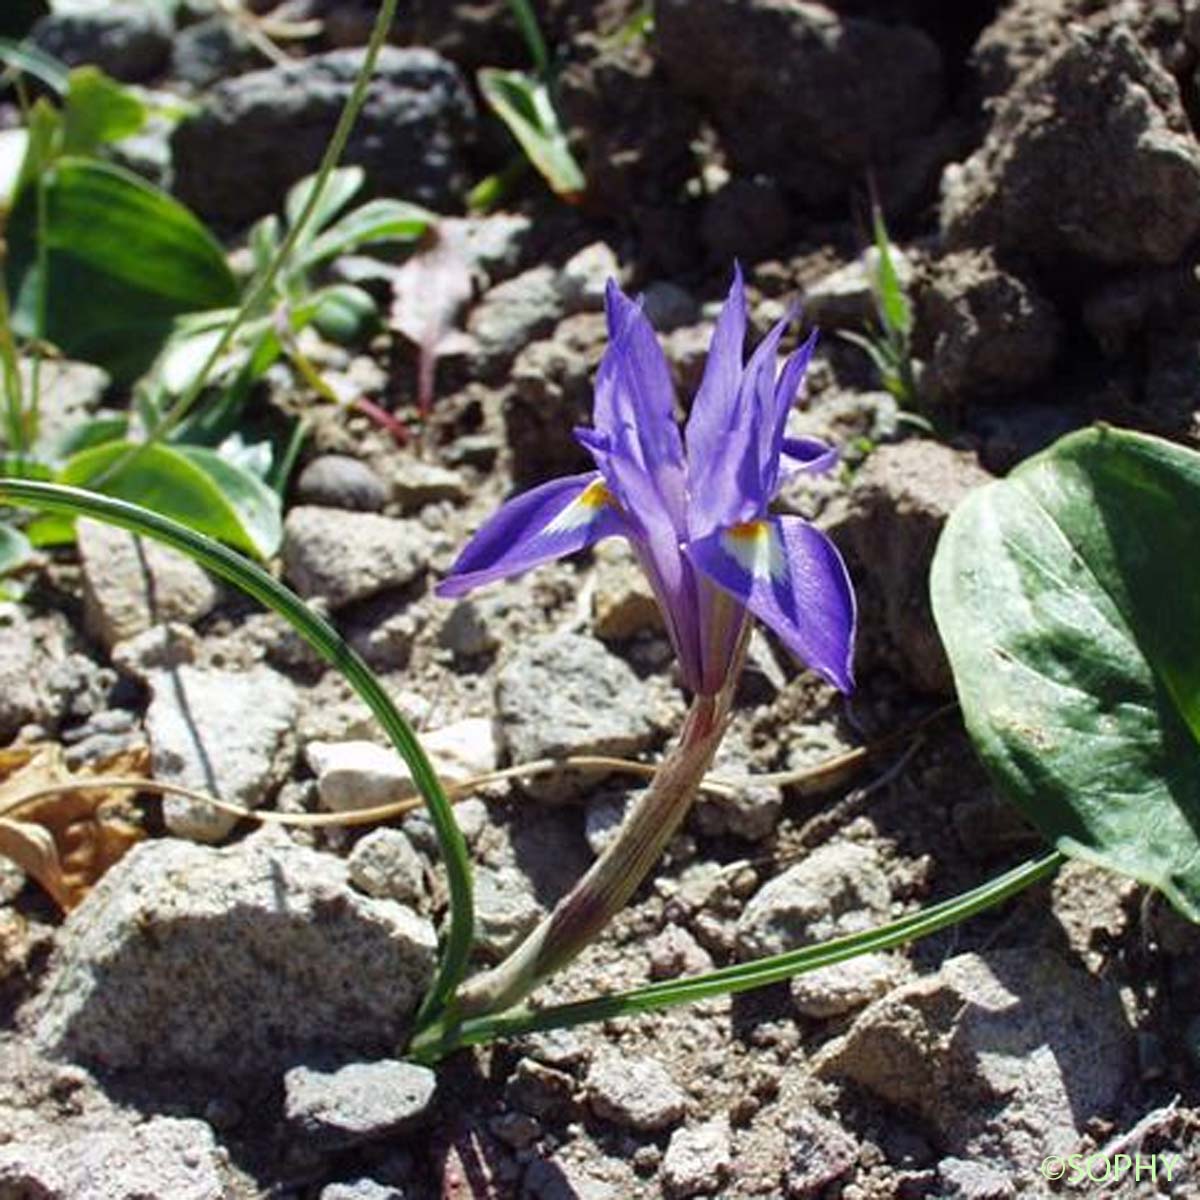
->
xmin=687 ymin=516 xmax=856 ymax=692
xmin=437 ymin=472 xmax=627 ymax=598
xmin=685 ymin=264 xmax=747 ymax=469
xmin=762 ymin=329 xmax=818 ymax=497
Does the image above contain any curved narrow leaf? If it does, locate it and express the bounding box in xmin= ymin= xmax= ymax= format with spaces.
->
xmin=300 ymin=198 xmax=435 ymax=270
xmin=0 ymin=522 xmax=33 ymax=575
xmin=5 ymin=158 xmax=238 ymax=382
xmin=0 ymin=36 xmax=68 ymax=93
xmin=285 ymin=164 xmax=364 ymax=234
xmin=478 ymin=67 xmax=585 ymax=200
xmin=931 ymin=425 xmax=1200 ymax=921
xmin=58 ymin=440 xmax=281 ymax=559
xmin=61 ymin=66 xmax=146 ymax=154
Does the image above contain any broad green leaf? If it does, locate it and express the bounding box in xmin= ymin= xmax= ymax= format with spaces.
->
xmin=310 ymin=283 xmax=378 ymax=344
xmin=0 ymin=455 xmax=53 ymax=481
xmin=931 ymin=425 xmax=1200 ymax=921
xmin=477 ymin=68 xmax=585 ymax=201
xmin=25 ymin=512 xmax=75 ymax=546
xmin=300 ymin=198 xmax=435 ymax=270
xmin=58 ymin=440 xmax=281 ymax=559
xmin=0 ymin=36 xmax=68 ymax=93
xmin=5 ymin=158 xmax=238 ymax=382
xmin=0 ymin=521 xmax=33 ymax=575
xmin=61 ymin=67 xmax=146 ymax=154
xmin=285 ymin=165 xmax=364 ymax=235
xmin=42 ymin=414 xmax=128 ymax=462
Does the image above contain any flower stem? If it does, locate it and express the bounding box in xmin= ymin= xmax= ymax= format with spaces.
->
xmin=444 ymin=677 xmax=739 ymax=1025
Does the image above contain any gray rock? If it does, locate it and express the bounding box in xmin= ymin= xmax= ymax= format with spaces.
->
xmin=24 ymin=358 xmax=110 ymax=457
xmin=0 ymin=606 xmax=54 ymax=741
xmin=641 ymin=281 xmax=699 ymax=332
xmin=295 ymin=455 xmax=389 ymax=512
xmin=648 ymin=924 xmax=714 ymax=980
xmin=285 ymin=1059 xmax=436 ymax=1149
xmin=467 ymin=265 xmax=567 ymax=377
xmin=584 ymin=791 xmax=631 ymax=857
xmin=829 ymin=439 xmax=993 ymax=694
xmin=0 ymin=1116 xmax=230 ymax=1200
xmin=783 ymin=1106 xmax=858 ymax=1198
xmin=506 ymin=312 xmax=607 ymax=486
xmin=173 ymin=47 xmax=474 ymax=223
xmin=938 ymin=1157 xmax=1016 ymax=1200
xmin=505 ymin=1056 xmax=576 ymax=1120
xmin=77 ymin=518 xmax=220 ymax=652
xmin=662 ymin=1116 xmax=732 ymax=1198
xmin=30 ymin=834 xmax=437 ymax=1075
xmin=803 ymin=247 xmax=915 ymax=332
xmin=348 ymin=828 xmax=426 ymax=906
xmin=942 ymin=25 xmax=1200 ymax=266
xmin=171 ymin=14 xmax=257 ymax=90
xmin=31 ymin=3 xmax=172 ymax=81
xmin=390 ymin=460 xmax=468 ymax=512
xmin=813 ymin=950 xmax=1132 ymax=1165
xmin=346 ymin=594 xmax=421 ymax=672
xmin=439 ymin=597 xmax=500 ymax=657
xmin=790 ymin=952 xmax=909 ymax=1019
xmin=736 ymin=842 xmax=891 ymax=960
xmin=321 ymin=1182 xmax=406 ymax=1200
xmin=586 ymin=1053 xmax=687 ymax=1131
xmin=474 ymin=865 xmax=543 ymax=958
xmin=144 ymin=663 xmax=297 ymax=842
xmin=559 ymin=242 xmax=620 ymax=312
xmin=495 ymin=633 xmax=658 ymax=797
xmin=692 ymin=727 xmax=781 ymax=842
xmin=592 ymin=543 xmax=663 ymax=641
xmin=283 ymin=506 xmax=429 ymax=609
xmin=920 ymin=248 xmax=1060 ymax=400
xmin=657 ymin=0 xmax=944 ymax=207
xmin=110 ymin=621 xmax=198 ymax=676
xmin=458 ymin=211 xmax=533 ymax=282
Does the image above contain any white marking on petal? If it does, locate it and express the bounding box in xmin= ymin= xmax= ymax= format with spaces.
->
xmin=545 ymin=479 xmax=618 ymax=535
xmin=721 ymin=521 xmax=786 ymax=582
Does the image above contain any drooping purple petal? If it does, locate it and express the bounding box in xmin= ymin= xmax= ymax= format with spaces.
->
xmin=779 ymin=436 xmax=839 ymax=481
xmin=687 ymin=515 xmax=856 ymax=692
xmin=436 ymin=472 xmax=627 ymax=598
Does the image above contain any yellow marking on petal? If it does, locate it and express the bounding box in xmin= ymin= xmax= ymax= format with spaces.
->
xmin=546 ymin=480 xmax=619 ymax=535
xmin=722 ymin=520 xmax=785 ymax=581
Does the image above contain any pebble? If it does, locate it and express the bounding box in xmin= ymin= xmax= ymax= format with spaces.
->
xmin=783 ymin=1106 xmax=858 ymax=1198
xmin=295 ymin=455 xmax=389 ymax=512
xmin=439 ymin=597 xmax=501 ymax=657
xmin=144 ymin=663 xmax=297 ymax=842
xmin=474 ymin=865 xmax=543 ymax=958
xmin=283 ymin=506 xmax=429 ymax=610
xmin=390 ymin=460 xmax=468 ymax=511
xmin=320 ymin=1181 xmax=406 ymax=1200
xmin=559 ymin=241 xmax=620 ymax=312
xmin=586 ymin=1053 xmax=687 ymax=1131
xmin=284 ymin=1059 xmax=436 ymax=1150
xmin=791 ymin=953 xmax=909 ymax=1018
xmin=662 ymin=1115 xmax=732 ymax=1198
xmin=77 ymin=518 xmax=220 ymax=652
xmin=468 ymin=265 xmax=566 ymax=376
xmin=347 ymin=828 xmax=426 ymax=905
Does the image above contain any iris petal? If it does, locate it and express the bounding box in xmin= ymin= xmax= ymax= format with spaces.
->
xmin=436 ymin=472 xmax=627 ymax=598
xmin=688 ymin=515 xmax=856 ymax=692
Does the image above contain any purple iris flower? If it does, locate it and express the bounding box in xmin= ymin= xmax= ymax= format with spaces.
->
xmin=437 ymin=267 xmax=856 ymax=697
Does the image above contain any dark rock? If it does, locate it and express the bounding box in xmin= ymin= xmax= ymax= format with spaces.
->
xmin=656 ymin=0 xmax=944 ymax=207
xmin=557 ymin=34 xmax=699 ymax=215
xmin=942 ymin=25 xmax=1200 ymax=267
xmin=171 ymin=15 xmax=258 ymax=90
xmin=173 ymin=47 xmax=474 ymax=223
xmin=295 ymin=454 xmax=389 ymax=512
xmin=1082 ymin=264 xmax=1200 ymax=357
xmin=31 ymin=4 xmax=172 ymax=82
xmin=919 ymin=248 xmax=1061 ymax=401
xmin=830 ymin=439 xmax=993 ymax=694
xmin=642 ymin=281 xmax=700 ymax=332
xmin=506 ymin=312 xmax=607 ymax=486
xmin=701 ymin=177 xmax=792 ymax=265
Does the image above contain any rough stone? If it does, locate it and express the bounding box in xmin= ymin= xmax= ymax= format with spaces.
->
xmin=803 ymin=247 xmax=915 ymax=332
xmin=790 ymin=952 xmax=909 ymax=1019
xmin=919 ymin=248 xmax=1060 ymax=400
xmin=830 ymin=439 xmax=993 ymax=694
xmin=0 ymin=606 xmax=53 ymax=741
xmin=29 ymin=834 xmax=437 ymax=1075
xmin=507 ymin=312 xmax=607 ymax=486
xmin=592 ymin=543 xmax=663 ymax=641
xmin=505 ymin=1056 xmax=576 ymax=1120
xmin=24 ymin=358 xmax=110 ymax=456
xmin=586 ymin=1053 xmax=687 ymax=1131
xmin=559 ymin=242 xmax=620 ymax=312
xmin=0 ymin=1116 xmax=230 ymax=1200
xmin=467 ymin=265 xmax=567 ymax=378
xmin=642 ymin=281 xmax=700 ymax=332
xmin=283 ymin=506 xmax=429 ymax=609
xmin=77 ymin=518 xmax=220 ymax=651
xmin=495 ymin=633 xmax=658 ymax=797
xmin=348 ymin=828 xmax=426 ymax=906
xmin=144 ymin=663 xmax=297 ymax=842
xmin=439 ymin=597 xmax=500 ymax=657
xmin=474 ymin=865 xmax=543 ymax=958
xmin=284 ymin=1059 xmax=436 ymax=1149
xmin=942 ymin=25 xmax=1200 ymax=266
xmin=813 ymin=949 xmax=1132 ymax=1164
xmin=662 ymin=1115 xmax=732 ymax=1198
xmin=320 ymin=1182 xmax=406 ymax=1200
xmin=647 ymin=923 xmax=714 ymax=981
xmin=31 ymin=3 xmax=172 ymax=81
xmin=390 ymin=459 xmax=468 ymax=512
xmin=701 ymin=177 xmax=792 ymax=265
xmin=656 ymin=0 xmax=944 ymax=207
xmin=736 ymin=841 xmax=891 ymax=960
xmin=173 ymin=47 xmax=474 ymax=223
xmin=692 ymin=726 xmax=781 ymax=842
xmin=295 ymin=455 xmax=389 ymax=512
xmin=783 ymin=1106 xmax=858 ymax=1198
xmin=938 ymin=1156 xmax=1017 ymax=1200
xmin=171 ymin=14 xmax=257 ymax=90
xmin=308 ymin=719 xmax=497 ymax=811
